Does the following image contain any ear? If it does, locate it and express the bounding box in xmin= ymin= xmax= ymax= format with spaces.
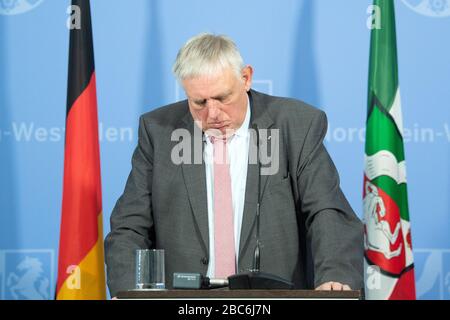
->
xmin=242 ymin=65 xmax=253 ymax=92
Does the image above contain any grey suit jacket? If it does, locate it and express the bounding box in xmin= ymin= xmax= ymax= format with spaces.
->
xmin=105 ymin=90 xmax=364 ymax=297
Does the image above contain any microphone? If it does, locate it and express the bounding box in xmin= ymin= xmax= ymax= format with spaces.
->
xmin=227 ymin=124 xmax=294 ymax=290
xmin=173 ymin=273 xmax=228 ymax=289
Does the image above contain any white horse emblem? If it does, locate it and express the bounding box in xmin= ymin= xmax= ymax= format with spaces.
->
xmin=7 ymin=256 xmax=50 ymax=300
xmin=364 ymin=181 xmax=403 ymax=260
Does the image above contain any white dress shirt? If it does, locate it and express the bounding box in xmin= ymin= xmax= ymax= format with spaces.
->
xmin=204 ymin=97 xmax=251 ymax=278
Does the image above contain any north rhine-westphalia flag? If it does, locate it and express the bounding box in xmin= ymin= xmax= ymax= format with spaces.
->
xmin=363 ymin=0 xmax=416 ymax=300
xmin=56 ymin=0 xmax=106 ymax=299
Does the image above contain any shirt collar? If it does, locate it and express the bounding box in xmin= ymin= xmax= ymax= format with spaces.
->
xmin=234 ymin=94 xmax=251 ymax=138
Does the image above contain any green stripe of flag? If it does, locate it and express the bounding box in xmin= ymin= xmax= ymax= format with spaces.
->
xmin=366 ymin=104 xmax=405 ymax=162
xmin=368 ymin=0 xmax=399 ymax=113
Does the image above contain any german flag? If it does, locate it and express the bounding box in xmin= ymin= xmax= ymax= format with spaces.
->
xmin=56 ymin=0 xmax=106 ymax=300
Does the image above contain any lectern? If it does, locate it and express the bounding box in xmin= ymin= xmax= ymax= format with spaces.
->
xmin=116 ymin=289 xmax=362 ymax=300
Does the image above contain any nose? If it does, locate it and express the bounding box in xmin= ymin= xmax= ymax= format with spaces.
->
xmin=206 ymin=100 xmax=220 ymax=120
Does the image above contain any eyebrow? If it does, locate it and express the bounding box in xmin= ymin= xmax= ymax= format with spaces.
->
xmin=191 ymin=90 xmax=232 ymax=105
xmin=212 ymin=90 xmax=232 ymax=101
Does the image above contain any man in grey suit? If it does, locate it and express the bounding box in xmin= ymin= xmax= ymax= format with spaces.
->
xmin=105 ymin=33 xmax=364 ymax=297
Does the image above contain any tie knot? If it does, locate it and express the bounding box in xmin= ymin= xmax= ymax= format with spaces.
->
xmin=209 ymin=135 xmax=233 ymax=145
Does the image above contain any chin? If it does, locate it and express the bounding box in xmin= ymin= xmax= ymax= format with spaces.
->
xmin=205 ymin=127 xmax=234 ymax=138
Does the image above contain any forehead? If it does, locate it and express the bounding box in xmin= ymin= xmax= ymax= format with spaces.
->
xmin=182 ymin=68 xmax=238 ymax=99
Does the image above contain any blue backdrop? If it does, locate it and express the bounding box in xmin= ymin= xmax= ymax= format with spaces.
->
xmin=0 ymin=0 xmax=449 ymax=300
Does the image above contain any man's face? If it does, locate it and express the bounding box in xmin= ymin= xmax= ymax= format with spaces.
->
xmin=182 ymin=66 xmax=253 ymax=137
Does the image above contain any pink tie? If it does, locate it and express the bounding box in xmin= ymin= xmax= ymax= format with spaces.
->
xmin=211 ymin=136 xmax=236 ymax=278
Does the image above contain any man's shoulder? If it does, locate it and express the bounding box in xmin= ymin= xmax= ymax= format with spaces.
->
xmin=140 ymin=100 xmax=189 ymax=125
xmin=252 ymin=90 xmax=325 ymax=123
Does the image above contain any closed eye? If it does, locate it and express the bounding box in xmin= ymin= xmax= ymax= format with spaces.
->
xmin=193 ymin=99 xmax=207 ymax=106
xmin=213 ymin=92 xmax=232 ymax=103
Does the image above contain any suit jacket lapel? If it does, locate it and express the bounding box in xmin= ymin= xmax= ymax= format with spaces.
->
xmin=179 ymin=110 xmax=209 ymax=257
xmin=239 ymin=90 xmax=274 ymax=263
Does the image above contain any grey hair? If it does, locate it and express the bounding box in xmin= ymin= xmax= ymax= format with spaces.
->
xmin=172 ymin=33 xmax=245 ymax=81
